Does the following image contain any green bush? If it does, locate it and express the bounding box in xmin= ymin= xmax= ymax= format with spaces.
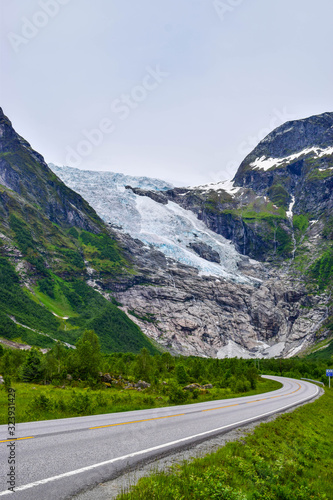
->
xmin=31 ymin=393 xmax=53 ymax=411
xmin=168 ymin=383 xmax=189 ymax=404
xmin=69 ymin=392 xmax=92 ymax=414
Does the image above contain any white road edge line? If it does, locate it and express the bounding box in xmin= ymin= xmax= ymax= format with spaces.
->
xmin=0 ymin=384 xmax=319 ymax=496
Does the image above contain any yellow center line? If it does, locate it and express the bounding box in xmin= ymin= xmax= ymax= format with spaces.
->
xmin=89 ymin=413 xmax=185 ymax=430
xmin=202 ymin=404 xmax=239 ymax=412
xmin=0 ymin=437 xmax=34 ymax=443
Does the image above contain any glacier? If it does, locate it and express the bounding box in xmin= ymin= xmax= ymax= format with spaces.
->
xmin=50 ymin=165 xmax=258 ymax=284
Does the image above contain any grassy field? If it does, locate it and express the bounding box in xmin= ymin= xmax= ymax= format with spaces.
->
xmin=117 ymin=389 xmax=332 ymax=500
xmin=0 ymin=377 xmax=281 ymax=424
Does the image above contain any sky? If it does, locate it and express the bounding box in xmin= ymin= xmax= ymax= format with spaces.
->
xmin=0 ymin=0 xmax=332 ymax=187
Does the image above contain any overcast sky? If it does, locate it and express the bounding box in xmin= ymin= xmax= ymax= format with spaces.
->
xmin=1 ymin=0 xmax=332 ymax=186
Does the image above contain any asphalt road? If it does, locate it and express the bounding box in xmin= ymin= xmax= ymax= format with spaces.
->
xmin=0 ymin=376 xmax=320 ymax=499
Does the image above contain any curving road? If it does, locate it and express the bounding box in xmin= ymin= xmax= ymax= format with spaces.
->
xmin=0 ymin=376 xmax=320 ymax=499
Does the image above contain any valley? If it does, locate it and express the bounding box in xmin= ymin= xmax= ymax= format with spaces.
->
xmin=0 ymin=108 xmax=332 ymax=359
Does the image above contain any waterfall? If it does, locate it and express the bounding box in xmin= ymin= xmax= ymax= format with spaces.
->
xmin=287 ymin=196 xmax=296 ymax=260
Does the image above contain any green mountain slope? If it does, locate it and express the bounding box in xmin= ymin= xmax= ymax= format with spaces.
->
xmin=0 ymin=108 xmax=157 ymax=354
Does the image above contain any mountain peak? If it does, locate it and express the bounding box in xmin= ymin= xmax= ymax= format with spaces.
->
xmin=234 ymin=111 xmax=333 ymax=183
xmin=0 ymin=108 xmax=101 ymax=231
xmin=233 ymin=112 xmax=333 ymax=204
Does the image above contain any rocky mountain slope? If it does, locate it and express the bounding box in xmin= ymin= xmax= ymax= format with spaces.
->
xmin=157 ymin=113 xmax=333 ymax=264
xmin=50 ymin=112 xmax=333 ymax=359
xmin=0 ymin=107 xmax=158 ymax=354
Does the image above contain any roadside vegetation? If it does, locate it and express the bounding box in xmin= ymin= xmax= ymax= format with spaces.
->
xmin=0 ymin=333 xmax=281 ymax=423
xmin=0 ymin=377 xmax=280 ymax=425
xmin=117 ymin=389 xmax=333 ymax=500
xmin=0 ymin=331 xmax=331 ymax=423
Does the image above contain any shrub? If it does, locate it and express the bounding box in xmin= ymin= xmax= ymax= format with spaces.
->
xmin=168 ymin=383 xmax=189 ymax=405
xmin=31 ymin=394 xmax=53 ymax=411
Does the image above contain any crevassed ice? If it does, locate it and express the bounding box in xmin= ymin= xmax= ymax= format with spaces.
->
xmin=134 ymin=196 xmax=250 ymax=282
xmin=250 ymin=145 xmax=333 ymax=171
xmin=50 ymin=165 xmax=255 ymax=284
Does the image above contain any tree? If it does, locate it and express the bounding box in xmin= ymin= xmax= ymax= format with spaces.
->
xmin=45 ymin=342 xmax=67 ymax=381
xmin=160 ymin=352 xmax=174 ymax=373
xmin=134 ymin=348 xmax=152 ymax=381
xmin=176 ymin=364 xmax=188 ymax=385
xmin=73 ymin=330 xmax=101 ymax=381
xmin=20 ymin=348 xmax=44 ymax=382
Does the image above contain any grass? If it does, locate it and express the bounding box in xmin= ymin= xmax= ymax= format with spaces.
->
xmin=30 ymin=286 xmax=77 ymax=319
xmin=117 ymin=389 xmax=333 ymax=500
xmin=307 ymin=336 xmax=333 ymax=361
xmin=0 ymin=377 xmax=281 ymax=424
xmin=0 ymin=254 xmax=158 ymax=354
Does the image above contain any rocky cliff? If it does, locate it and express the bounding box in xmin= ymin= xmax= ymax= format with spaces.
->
xmin=0 ymin=109 xmax=102 ymax=233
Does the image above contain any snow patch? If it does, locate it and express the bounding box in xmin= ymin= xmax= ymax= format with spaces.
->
xmin=285 ymin=341 xmax=307 ymax=358
xmin=286 ymin=195 xmax=295 ymax=219
xmin=250 ymin=145 xmax=333 ymax=171
xmin=189 ymin=179 xmax=242 ymax=197
xmin=52 ymin=312 xmax=69 ymax=320
xmin=217 ymin=340 xmax=287 ymax=359
xmin=217 ymin=341 xmax=253 ymax=359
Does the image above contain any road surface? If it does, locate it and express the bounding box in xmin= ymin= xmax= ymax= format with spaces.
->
xmin=0 ymin=376 xmax=320 ymax=499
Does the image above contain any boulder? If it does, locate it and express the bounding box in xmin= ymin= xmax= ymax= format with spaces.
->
xmin=183 ymin=383 xmax=201 ymax=392
xmin=103 ymin=373 xmax=112 ymax=383
xmin=202 ymin=384 xmax=213 ymax=389
xmin=135 ymin=380 xmax=151 ymax=389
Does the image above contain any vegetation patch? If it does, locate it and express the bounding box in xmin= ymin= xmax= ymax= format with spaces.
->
xmin=0 ymin=341 xmax=282 ymax=423
xmin=293 ymin=214 xmax=309 ymax=243
xmin=0 ymin=256 xmax=156 ymax=353
xmin=309 ymin=247 xmax=333 ymax=291
xmin=0 ymin=256 xmax=60 ymax=335
xmin=1 ymin=346 xmax=330 ymax=423
xmin=267 ymin=182 xmax=290 ymax=208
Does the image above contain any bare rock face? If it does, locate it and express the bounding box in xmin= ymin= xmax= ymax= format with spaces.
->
xmin=110 ymin=256 xmax=329 ymax=359
xmin=188 ymin=242 xmax=221 ymax=263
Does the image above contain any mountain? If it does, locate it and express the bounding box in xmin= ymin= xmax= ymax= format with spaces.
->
xmin=161 ymin=112 xmax=333 ymax=263
xmin=1 ymin=107 xmax=331 ymax=359
xmin=0 ymin=107 xmax=158 ymax=354
xmin=49 ymin=112 xmax=333 ymax=359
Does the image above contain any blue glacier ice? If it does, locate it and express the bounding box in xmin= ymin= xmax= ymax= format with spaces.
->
xmin=49 ymin=164 xmax=257 ymax=284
